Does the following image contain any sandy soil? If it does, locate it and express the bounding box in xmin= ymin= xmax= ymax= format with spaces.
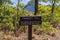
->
xmin=0 ymin=29 xmax=60 ymax=40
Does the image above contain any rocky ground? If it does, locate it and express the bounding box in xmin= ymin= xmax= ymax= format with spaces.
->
xmin=0 ymin=29 xmax=60 ymax=40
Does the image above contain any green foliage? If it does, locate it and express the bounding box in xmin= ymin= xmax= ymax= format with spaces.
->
xmin=42 ymin=22 xmax=57 ymax=33
xmin=33 ymin=22 xmax=57 ymax=34
xmin=36 ymin=5 xmax=60 ymax=34
xmin=0 ymin=4 xmax=30 ymax=31
xmin=0 ymin=2 xmax=60 ymax=34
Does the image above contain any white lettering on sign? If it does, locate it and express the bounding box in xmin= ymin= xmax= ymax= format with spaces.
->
xmin=19 ymin=16 xmax=42 ymax=25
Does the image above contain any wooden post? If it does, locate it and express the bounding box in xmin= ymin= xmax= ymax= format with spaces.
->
xmin=28 ymin=25 xmax=32 ymax=40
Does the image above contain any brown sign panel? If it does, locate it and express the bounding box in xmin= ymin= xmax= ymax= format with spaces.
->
xmin=19 ymin=16 xmax=42 ymax=25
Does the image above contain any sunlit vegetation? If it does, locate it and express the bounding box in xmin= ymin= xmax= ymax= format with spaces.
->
xmin=0 ymin=0 xmax=60 ymax=36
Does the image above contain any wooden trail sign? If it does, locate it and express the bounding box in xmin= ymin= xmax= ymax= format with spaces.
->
xmin=18 ymin=0 xmax=41 ymax=40
xmin=19 ymin=16 xmax=42 ymax=40
xmin=19 ymin=16 xmax=42 ymax=25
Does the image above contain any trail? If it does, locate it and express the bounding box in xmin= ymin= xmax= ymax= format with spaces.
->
xmin=0 ymin=29 xmax=60 ymax=40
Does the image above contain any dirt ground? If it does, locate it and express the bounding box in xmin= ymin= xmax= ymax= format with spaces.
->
xmin=0 ymin=29 xmax=60 ymax=40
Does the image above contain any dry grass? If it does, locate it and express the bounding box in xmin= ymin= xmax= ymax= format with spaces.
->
xmin=0 ymin=28 xmax=59 ymax=40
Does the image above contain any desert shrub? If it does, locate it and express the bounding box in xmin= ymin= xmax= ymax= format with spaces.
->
xmin=33 ymin=22 xmax=57 ymax=34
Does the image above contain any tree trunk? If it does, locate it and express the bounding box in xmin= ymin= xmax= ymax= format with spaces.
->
xmin=51 ymin=0 xmax=55 ymax=18
xmin=34 ymin=0 xmax=38 ymax=15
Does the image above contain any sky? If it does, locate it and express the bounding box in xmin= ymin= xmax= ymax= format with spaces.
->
xmin=11 ymin=0 xmax=30 ymax=6
xmin=11 ymin=0 xmax=51 ymax=6
xmin=11 ymin=0 xmax=60 ymax=6
xmin=11 ymin=0 xmax=60 ymax=12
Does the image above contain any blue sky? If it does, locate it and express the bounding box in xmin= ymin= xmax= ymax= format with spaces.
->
xmin=11 ymin=0 xmax=60 ymax=12
xmin=11 ymin=0 xmax=30 ymax=6
xmin=11 ymin=0 xmax=51 ymax=6
xmin=11 ymin=0 xmax=60 ymax=6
